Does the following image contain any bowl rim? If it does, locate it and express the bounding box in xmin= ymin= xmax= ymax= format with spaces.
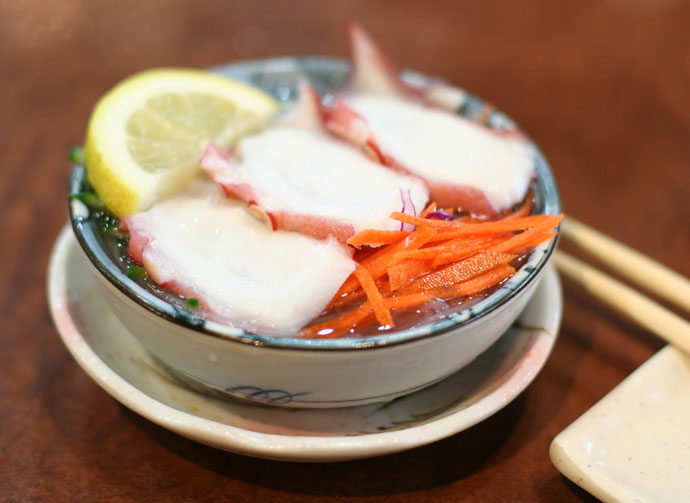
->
xmin=69 ymin=56 xmax=561 ymax=352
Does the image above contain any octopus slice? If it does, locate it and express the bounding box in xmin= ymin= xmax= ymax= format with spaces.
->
xmin=122 ymin=179 xmax=356 ymax=335
xmin=325 ymin=24 xmax=534 ymax=216
xmin=201 ymin=86 xmax=429 ymax=242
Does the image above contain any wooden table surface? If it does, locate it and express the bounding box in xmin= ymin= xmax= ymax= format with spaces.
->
xmin=2 ymin=1 xmax=689 ymax=501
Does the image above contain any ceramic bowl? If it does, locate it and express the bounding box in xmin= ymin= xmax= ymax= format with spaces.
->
xmin=68 ymin=57 xmax=560 ymax=408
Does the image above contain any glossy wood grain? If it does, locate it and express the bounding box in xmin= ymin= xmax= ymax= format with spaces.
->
xmin=1 ymin=1 xmax=689 ymax=501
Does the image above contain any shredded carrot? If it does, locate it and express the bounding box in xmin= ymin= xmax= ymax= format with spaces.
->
xmin=426 ymin=264 xmax=516 ymax=299
xmin=427 ymin=265 xmax=515 ymax=300
xmin=300 ymin=201 xmax=562 ymax=338
xmin=455 ymin=214 xmax=559 ymax=234
xmin=328 ymin=277 xmax=391 ymax=309
xmin=425 ymin=227 xmax=501 ymax=243
xmin=389 ymin=210 xmax=495 ymax=229
xmin=391 ymin=234 xmax=505 ymax=268
xmin=419 ymin=202 xmax=437 ymax=218
xmin=354 ymin=265 xmax=393 ymax=327
xmin=383 ymin=292 xmax=435 ymax=310
xmin=398 ymin=252 xmax=516 ymax=295
xmin=347 ymin=229 xmax=410 ymax=247
xmin=395 ymin=236 xmax=493 ymax=261
xmin=335 ymin=225 xmax=437 ymax=296
xmin=509 ymin=231 xmax=557 ymax=253
xmin=389 ymin=211 xmax=459 ymax=228
xmin=488 ymin=214 xmax=563 ymax=254
xmin=430 ymin=236 xmax=508 ymax=267
xmin=391 ymin=210 xmax=559 ymax=234
xmin=387 ymin=259 xmax=432 ymax=290
xmin=382 ymin=264 xmax=515 ymax=312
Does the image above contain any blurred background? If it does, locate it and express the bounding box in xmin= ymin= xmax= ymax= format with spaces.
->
xmin=2 ymin=0 xmax=688 ymax=258
xmin=1 ymin=1 xmax=689 ymax=501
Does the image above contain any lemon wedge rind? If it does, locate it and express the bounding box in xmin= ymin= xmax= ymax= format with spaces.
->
xmin=84 ymin=68 xmax=279 ymax=217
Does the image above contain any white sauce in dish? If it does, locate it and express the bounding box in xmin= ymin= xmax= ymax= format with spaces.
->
xmin=124 ymin=180 xmax=356 ymax=335
xmin=347 ymin=95 xmax=534 ymax=212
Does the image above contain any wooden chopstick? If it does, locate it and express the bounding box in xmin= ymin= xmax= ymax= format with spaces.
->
xmin=555 ymin=215 xmax=690 ymax=354
xmin=560 ymin=216 xmax=690 ymax=315
xmin=553 ymin=251 xmax=690 ymax=355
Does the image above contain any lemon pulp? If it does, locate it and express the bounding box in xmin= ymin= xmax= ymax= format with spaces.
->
xmin=84 ymin=68 xmax=279 ymax=217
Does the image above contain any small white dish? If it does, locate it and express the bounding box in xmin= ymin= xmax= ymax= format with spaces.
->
xmin=551 ymin=346 xmax=690 ymax=502
xmin=49 ymin=226 xmax=562 ymax=461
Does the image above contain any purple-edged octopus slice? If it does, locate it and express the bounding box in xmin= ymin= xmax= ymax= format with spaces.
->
xmin=325 ymin=24 xmax=534 ymax=216
xmin=200 ymin=86 xmax=429 ymax=242
xmin=122 ymin=180 xmax=356 ymax=335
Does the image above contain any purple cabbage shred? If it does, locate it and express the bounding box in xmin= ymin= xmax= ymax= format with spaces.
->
xmin=398 ymin=188 xmax=417 ymax=231
xmin=426 ymin=210 xmax=455 ymax=221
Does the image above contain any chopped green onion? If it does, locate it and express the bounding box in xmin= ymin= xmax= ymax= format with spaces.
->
xmin=126 ymin=265 xmax=146 ymax=279
xmin=69 ymin=145 xmax=85 ymax=164
xmin=69 ymin=192 xmax=105 ymax=210
xmin=187 ymin=298 xmax=200 ymax=308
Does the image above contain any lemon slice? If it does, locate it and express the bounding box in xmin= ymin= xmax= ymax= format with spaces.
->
xmin=84 ymin=68 xmax=279 ymax=217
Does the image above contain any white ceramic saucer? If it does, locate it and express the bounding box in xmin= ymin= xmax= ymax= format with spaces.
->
xmin=48 ymin=226 xmax=562 ymax=462
xmin=551 ymin=346 xmax=690 ymax=502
